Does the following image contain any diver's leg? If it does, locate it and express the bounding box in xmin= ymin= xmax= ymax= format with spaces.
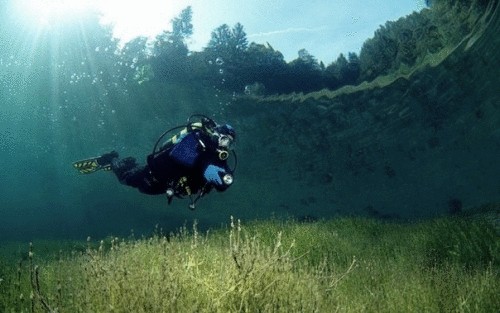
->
xmin=96 ymin=151 xmax=119 ymax=167
xmin=111 ymin=157 xmax=165 ymax=195
xmin=111 ymin=157 xmax=145 ymax=187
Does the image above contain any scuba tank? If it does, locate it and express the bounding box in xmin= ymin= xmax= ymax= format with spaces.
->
xmin=149 ymin=115 xmax=220 ymax=156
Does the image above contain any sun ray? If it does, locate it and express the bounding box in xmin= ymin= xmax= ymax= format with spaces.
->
xmin=16 ymin=0 xmax=93 ymax=29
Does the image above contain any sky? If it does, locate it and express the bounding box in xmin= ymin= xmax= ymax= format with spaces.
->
xmin=16 ymin=0 xmax=427 ymax=64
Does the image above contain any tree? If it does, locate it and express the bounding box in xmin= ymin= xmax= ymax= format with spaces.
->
xmin=345 ymin=52 xmax=361 ymax=84
xmin=358 ymin=23 xmax=399 ymax=81
xmin=119 ymin=37 xmax=151 ymax=84
xmin=283 ymin=49 xmax=323 ymax=93
xmin=230 ymin=23 xmax=249 ymax=53
xmin=207 ymin=24 xmax=232 ymax=55
xmin=206 ymin=23 xmax=248 ymax=64
xmin=241 ymin=42 xmax=287 ymax=93
xmin=324 ymin=53 xmax=347 ymax=89
xmin=203 ymin=23 xmax=249 ymax=90
xmin=171 ymin=6 xmax=193 ymax=41
xmin=151 ymin=7 xmax=193 ymax=81
xmin=323 ymin=52 xmax=360 ymax=89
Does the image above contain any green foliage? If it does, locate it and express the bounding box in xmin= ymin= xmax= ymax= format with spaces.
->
xmin=1 ymin=214 xmax=498 ymax=312
xmin=206 ymin=23 xmax=248 ymax=64
xmin=359 ymin=25 xmax=399 ymax=81
xmin=422 ymin=217 xmax=499 ymax=269
xmin=151 ymin=39 xmax=190 ymax=81
xmin=358 ymin=10 xmax=440 ymax=81
xmin=282 ymin=49 xmax=324 ymax=93
xmin=3 ymin=1 xmax=489 ymax=98
xmin=172 ymin=6 xmax=193 ymax=41
xmin=150 ymin=7 xmax=193 ymax=81
xmin=357 ymin=0 xmax=489 ymax=82
xmin=177 ymin=0 xmax=489 ymax=94
xmin=5 ymin=0 xmax=485 ymax=97
xmin=241 ymin=42 xmax=287 ymax=92
xmin=324 ymin=53 xmax=361 ymax=89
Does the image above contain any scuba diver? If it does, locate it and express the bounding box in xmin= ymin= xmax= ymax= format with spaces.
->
xmin=73 ymin=115 xmax=236 ymax=210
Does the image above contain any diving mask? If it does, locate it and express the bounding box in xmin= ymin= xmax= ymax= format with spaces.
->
xmin=213 ymin=123 xmax=235 ymax=149
xmin=217 ymin=134 xmax=234 ymax=149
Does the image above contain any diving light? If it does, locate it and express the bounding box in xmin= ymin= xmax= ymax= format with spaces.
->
xmin=222 ymin=174 xmax=233 ymax=185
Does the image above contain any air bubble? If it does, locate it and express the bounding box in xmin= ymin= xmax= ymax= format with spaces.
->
xmin=215 ymin=57 xmax=224 ymax=66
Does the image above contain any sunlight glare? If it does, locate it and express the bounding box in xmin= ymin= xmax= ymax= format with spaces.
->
xmin=95 ymin=0 xmax=190 ymax=43
xmin=18 ymin=0 xmax=92 ymax=27
xmin=17 ymin=0 xmax=190 ymax=43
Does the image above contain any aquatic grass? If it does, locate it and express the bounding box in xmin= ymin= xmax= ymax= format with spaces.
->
xmin=0 ymin=213 xmax=498 ymax=312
